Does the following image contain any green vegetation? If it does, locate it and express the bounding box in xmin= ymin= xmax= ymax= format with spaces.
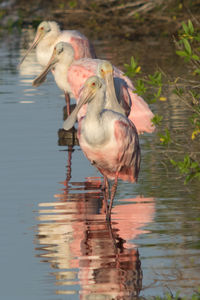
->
xmin=150 ymin=288 xmax=200 ymax=299
xmin=176 ymin=20 xmax=200 ymax=67
xmin=124 ymin=20 xmax=200 ymax=185
xmin=0 ymin=0 xmax=199 ymax=39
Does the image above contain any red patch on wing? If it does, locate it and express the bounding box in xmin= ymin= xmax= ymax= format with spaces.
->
xmin=68 ymin=65 xmax=94 ymax=99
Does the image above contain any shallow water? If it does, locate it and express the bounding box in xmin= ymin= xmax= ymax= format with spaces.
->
xmin=0 ymin=29 xmax=200 ymax=300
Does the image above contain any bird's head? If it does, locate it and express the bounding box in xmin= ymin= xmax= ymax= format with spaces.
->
xmin=18 ymin=21 xmax=53 ymax=67
xmin=98 ymin=60 xmax=114 ymax=80
xmin=35 ymin=21 xmax=52 ymax=39
xmin=63 ymin=76 xmax=104 ymax=131
xmin=54 ymin=42 xmax=74 ymax=61
xmin=32 ymin=42 xmax=74 ymax=87
xmin=81 ymin=75 xmax=103 ymax=103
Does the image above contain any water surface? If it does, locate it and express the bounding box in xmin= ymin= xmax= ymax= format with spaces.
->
xmin=0 ymin=29 xmax=200 ymax=300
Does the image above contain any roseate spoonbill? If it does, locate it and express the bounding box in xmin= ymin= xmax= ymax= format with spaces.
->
xmin=19 ymin=21 xmax=96 ymax=66
xmin=98 ymin=60 xmax=155 ymax=134
xmin=32 ymin=42 xmax=155 ymax=133
xmin=63 ymin=76 xmax=141 ymax=220
xmin=19 ymin=21 xmax=96 ymax=113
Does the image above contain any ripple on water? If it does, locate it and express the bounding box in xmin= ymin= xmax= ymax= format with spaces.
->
xmin=35 ymin=175 xmax=157 ymax=299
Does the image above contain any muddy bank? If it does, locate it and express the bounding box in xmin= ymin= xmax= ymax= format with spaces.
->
xmin=1 ymin=0 xmax=200 ymax=41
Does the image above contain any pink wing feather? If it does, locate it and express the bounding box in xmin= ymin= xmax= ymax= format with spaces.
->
xmin=126 ymin=87 xmax=155 ymax=134
xmin=55 ymin=31 xmax=96 ymax=60
xmin=68 ymin=59 xmax=103 ymax=99
xmin=84 ymin=118 xmax=140 ymax=182
xmin=113 ymin=67 xmax=155 ymax=134
xmin=68 ymin=64 xmax=94 ymax=99
xmin=67 ymin=58 xmax=154 ymax=134
xmin=78 ymin=113 xmax=140 ymax=183
xmin=70 ymin=37 xmax=96 ymax=60
xmin=113 ymin=119 xmax=141 ymax=182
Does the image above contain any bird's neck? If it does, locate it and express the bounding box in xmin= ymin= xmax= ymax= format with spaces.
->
xmin=39 ymin=32 xmax=57 ymax=50
xmin=105 ymin=78 xmax=125 ymax=115
xmin=81 ymin=88 xmax=107 ymax=146
xmin=55 ymin=54 xmax=74 ymax=78
xmin=82 ymin=100 xmax=107 ymax=147
xmin=36 ymin=33 xmax=59 ymax=66
xmin=54 ymin=54 xmax=74 ymax=93
xmin=86 ymin=89 xmax=105 ymax=121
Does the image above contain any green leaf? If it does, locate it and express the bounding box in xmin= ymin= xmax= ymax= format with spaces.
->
xmin=152 ymin=114 xmax=163 ymax=125
xmin=173 ymin=87 xmax=184 ymax=96
xmin=158 ymin=128 xmax=171 ymax=145
xmin=176 ymin=50 xmax=187 ymax=57
xmin=69 ymin=0 xmax=77 ymax=8
xmin=183 ymin=38 xmax=192 ymax=54
xmin=191 ymin=161 xmax=199 ymax=169
xmin=194 ymin=172 xmax=200 ymax=179
xmin=184 ymin=154 xmax=191 ymax=168
xmin=147 ymin=71 xmax=162 ymax=86
xmin=185 ymin=173 xmax=196 ymax=184
xmin=124 ymin=56 xmax=141 ymax=78
xmin=134 ymin=79 xmax=146 ymax=95
xmin=194 ymin=34 xmax=200 ymax=42
xmin=182 ymin=21 xmax=189 ymax=34
xmin=170 ymin=159 xmax=177 ymax=166
xmin=131 ymin=56 xmax=137 ymax=68
xmin=192 ymin=54 xmax=200 ymax=61
xmin=155 ymin=86 xmax=162 ymax=98
xmin=188 ymin=20 xmax=194 ymax=34
xmin=194 ymin=68 xmax=200 ymax=75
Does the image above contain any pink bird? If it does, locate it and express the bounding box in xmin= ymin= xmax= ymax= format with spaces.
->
xmin=62 ymin=76 xmax=141 ymax=220
xmin=19 ymin=21 xmax=96 ymax=112
xmin=32 ymin=42 xmax=155 ymax=134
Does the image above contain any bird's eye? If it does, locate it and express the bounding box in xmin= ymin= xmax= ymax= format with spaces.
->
xmin=57 ymin=47 xmax=63 ymax=54
xmin=40 ymin=27 xmax=44 ymax=30
xmin=101 ymin=69 xmax=104 ymax=73
xmin=92 ymin=82 xmax=96 ymax=86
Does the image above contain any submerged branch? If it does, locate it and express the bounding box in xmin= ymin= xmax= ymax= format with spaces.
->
xmin=106 ymin=0 xmax=150 ymax=12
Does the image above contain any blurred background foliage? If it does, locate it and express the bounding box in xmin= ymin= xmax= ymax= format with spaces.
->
xmin=124 ymin=19 xmax=200 ymax=185
xmin=0 ymin=0 xmax=200 ymax=39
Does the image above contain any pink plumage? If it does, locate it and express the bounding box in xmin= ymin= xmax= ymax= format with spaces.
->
xmin=68 ymin=59 xmax=102 ymax=98
xmin=126 ymin=87 xmax=155 ymax=133
xmin=70 ymin=37 xmax=96 ymax=60
xmin=68 ymin=59 xmax=155 ymax=133
xmin=63 ymin=75 xmax=141 ymax=220
xmin=19 ymin=21 xmax=96 ymax=69
xmin=33 ymin=42 xmax=155 ymax=134
xmin=78 ymin=119 xmax=140 ymax=183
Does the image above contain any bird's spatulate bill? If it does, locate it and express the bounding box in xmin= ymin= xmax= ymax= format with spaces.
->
xmin=32 ymin=55 xmax=58 ymax=87
xmin=32 ymin=67 xmax=49 ymax=87
xmin=63 ymin=90 xmax=92 ymax=130
xmin=18 ymin=31 xmax=43 ymax=68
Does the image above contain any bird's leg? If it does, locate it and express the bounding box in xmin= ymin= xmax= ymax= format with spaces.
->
xmin=102 ymin=176 xmax=109 ymax=215
xmin=106 ymin=220 xmax=118 ymax=254
xmin=106 ymin=222 xmax=123 ymax=273
xmin=107 ymin=172 xmax=119 ymax=221
xmin=104 ymin=176 xmax=110 ymax=200
xmin=66 ymin=146 xmax=73 ymax=182
xmin=64 ymin=92 xmax=71 ymax=116
xmin=101 ymin=176 xmax=109 ymax=194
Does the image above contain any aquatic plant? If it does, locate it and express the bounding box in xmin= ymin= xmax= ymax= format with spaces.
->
xmin=124 ymin=19 xmax=200 ymax=184
xmin=152 ymin=287 xmax=200 ymax=299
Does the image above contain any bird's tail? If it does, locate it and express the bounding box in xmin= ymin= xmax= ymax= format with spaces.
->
xmin=127 ymin=87 xmax=155 ymax=134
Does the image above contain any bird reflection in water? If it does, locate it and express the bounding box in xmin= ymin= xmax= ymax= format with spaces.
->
xmin=35 ymin=147 xmax=155 ymax=299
